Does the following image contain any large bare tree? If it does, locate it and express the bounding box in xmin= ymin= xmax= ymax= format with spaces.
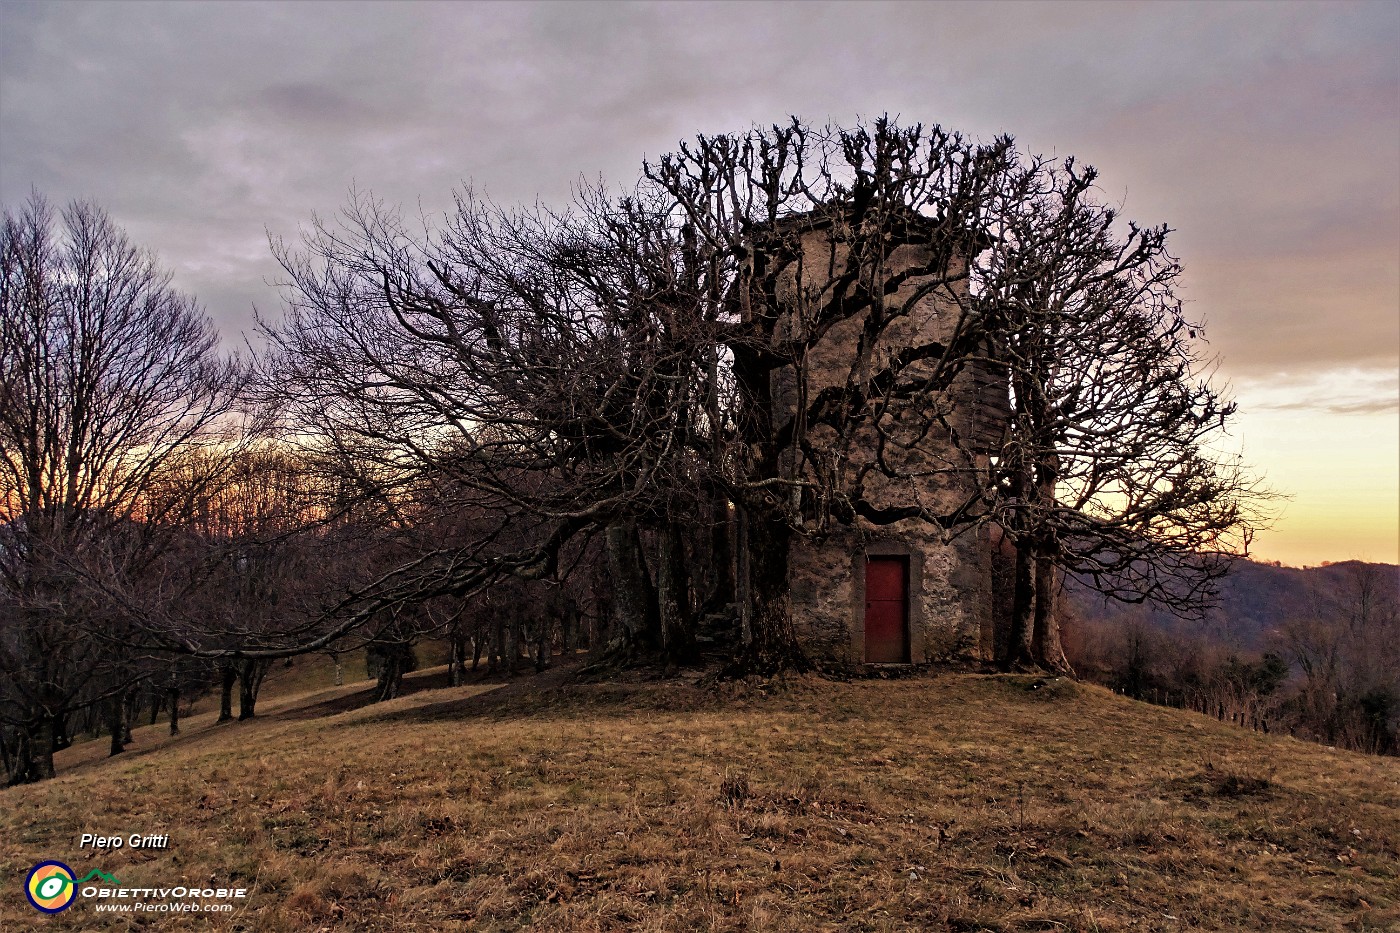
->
xmin=968 ymin=157 xmax=1267 ymax=672
xmin=259 ymin=184 xmax=719 ymax=665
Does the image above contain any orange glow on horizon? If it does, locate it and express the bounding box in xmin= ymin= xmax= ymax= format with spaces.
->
xmin=1234 ymin=400 xmax=1400 ymax=568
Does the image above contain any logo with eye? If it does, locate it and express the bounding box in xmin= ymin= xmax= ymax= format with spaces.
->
xmin=25 ymin=861 xmax=77 ymax=913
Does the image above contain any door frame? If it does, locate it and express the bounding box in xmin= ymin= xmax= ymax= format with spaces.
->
xmin=851 ymin=540 xmax=924 ymax=665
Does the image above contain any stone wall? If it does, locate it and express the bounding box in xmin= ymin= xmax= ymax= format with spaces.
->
xmin=770 ymin=216 xmax=1009 ymax=666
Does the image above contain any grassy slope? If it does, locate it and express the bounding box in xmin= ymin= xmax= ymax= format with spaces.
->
xmin=2 ymin=667 xmax=1396 ymax=932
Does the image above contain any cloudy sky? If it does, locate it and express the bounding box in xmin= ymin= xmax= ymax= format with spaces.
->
xmin=2 ymin=0 xmax=1397 ymax=565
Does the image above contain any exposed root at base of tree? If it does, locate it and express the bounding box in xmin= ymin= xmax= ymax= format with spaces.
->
xmin=1000 ymin=656 xmax=1077 ymax=679
xmin=716 ymin=645 xmax=813 ymax=681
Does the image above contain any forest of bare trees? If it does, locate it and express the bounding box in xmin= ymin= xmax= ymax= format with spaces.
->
xmin=2 ymin=116 xmax=1333 ymax=785
xmin=1066 ymin=561 xmax=1400 ymax=755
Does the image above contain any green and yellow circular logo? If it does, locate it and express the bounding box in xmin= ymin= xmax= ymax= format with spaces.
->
xmin=25 ymin=861 xmax=76 ymax=913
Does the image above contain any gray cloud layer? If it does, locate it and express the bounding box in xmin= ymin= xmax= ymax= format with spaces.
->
xmin=3 ymin=0 xmax=1397 ymax=385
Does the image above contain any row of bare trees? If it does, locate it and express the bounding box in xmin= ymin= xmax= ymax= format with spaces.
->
xmin=3 ymin=116 xmax=1271 ymax=782
xmin=0 ymin=196 xmax=247 ymax=781
xmin=1274 ymin=564 xmax=1400 ymax=753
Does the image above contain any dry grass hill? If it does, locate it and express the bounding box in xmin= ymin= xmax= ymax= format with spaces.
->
xmin=2 ymin=661 xmax=1396 ymax=931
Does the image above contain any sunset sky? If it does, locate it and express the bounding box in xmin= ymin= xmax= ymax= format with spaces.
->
xmin=2 ymin=0 xmax=1396 ymax=566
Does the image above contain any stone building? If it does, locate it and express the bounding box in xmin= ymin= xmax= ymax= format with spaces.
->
xmin=766 ymin=210 xmax=1011 ymax=666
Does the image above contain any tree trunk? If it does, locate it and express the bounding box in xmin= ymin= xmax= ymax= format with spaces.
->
xmin=732 ymin=506 xmax=806 ymax=674
xmin=217 ymin=665 xmax=236 ymax=723
xmin=605 ymin=520 xmax=660 ymax=658
xmin=238 ymin=659 xmax=267 ymax=720
xmin=449 ymin=636 xmax=463 ymax=687
xmin=107 ymin=693 xmax=127 ymax=757
xmin=122 ymin=692 xmax=136 ymax=745
xmin=238 ymin=672 xmax=256 ymax=720
xmin=372 ymin=642 xmax=413 ymax=701
xmin=375 ymin=654 xmax=400 ymax=701
xmin=167 ymin=685 xmax=181 ymax=736
xmin=657 ymin=520 xmax=696 ymax=666
xmin=1003 ymin=541 xmax=1036 ymax=670
xmin=1030 ymin=554 xmax=1073 ymax=675
xmin=561 ymin=596 xmax=579 ymax=655
xmin=10 ymin=717 xmax=57 ymax=784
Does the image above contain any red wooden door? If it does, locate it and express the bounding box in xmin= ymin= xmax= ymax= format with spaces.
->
xmin=864 ymin=557 xmax=909 ymax=663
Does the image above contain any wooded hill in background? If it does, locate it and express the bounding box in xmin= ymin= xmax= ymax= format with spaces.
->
xmin=1065 ymin=559 xmax=1400 ymax=755
xmin=1068 ymin=559 xmax=1398 ymax=650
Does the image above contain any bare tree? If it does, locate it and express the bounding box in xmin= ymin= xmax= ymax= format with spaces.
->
xmin=257 ymin=182 xmax=720 ymax=666
xmin=0 ymin=194 xmax=245 ymax=782
xmin=968 ymin=156 xmax=1268 ymax=673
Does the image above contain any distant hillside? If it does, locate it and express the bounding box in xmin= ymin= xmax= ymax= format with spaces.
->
xmin=1066 ymin=559 xmax=1400 ymax=651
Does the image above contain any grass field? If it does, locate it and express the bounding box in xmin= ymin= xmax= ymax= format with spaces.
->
xmin=2 ymin=663 xmax=1396 ymax=931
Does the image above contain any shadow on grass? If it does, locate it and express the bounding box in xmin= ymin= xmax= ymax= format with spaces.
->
xmin=320 ymin=666 xmax=1095 ymax=733
xmin=315 ymin=664 xmax=742 ymax=732
xmin=47 ymin=665 xmax=520 ymax=778
xmin=269 ymin=656 xmax=618 ymax=723
xmin=268 ymin=665 xmax=464 ymax=721
xmin=44 ymin=659 xmax=750 ymax=780
xmin=1165 ymin=766 xmax=1276 ymax=801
